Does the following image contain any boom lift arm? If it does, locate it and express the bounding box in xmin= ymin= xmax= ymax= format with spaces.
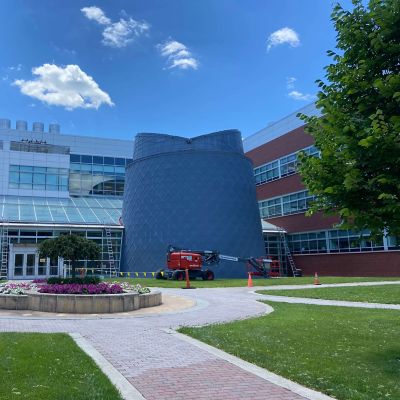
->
xmin=165 ymin=245 xmax=273 ymax=278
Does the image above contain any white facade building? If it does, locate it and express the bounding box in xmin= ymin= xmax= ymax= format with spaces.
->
xmin=0 ymin=118 xmax=133 ymax=279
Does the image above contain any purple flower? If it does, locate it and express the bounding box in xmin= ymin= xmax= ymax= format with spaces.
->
xmin=38 ymin=282 xmax=124 ymax=294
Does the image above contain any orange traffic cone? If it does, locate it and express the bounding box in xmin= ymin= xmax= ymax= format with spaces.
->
xmin=247 ymin=272 xmax=253 ymax=288
xmin=185 ymin=269 xmax=191 ymax=289
xmin=314 ymin=272 xmax=321 ymax=285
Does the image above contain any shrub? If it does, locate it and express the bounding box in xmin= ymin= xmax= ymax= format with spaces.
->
xmin=46 ymin=277 xmax=101 ymax=285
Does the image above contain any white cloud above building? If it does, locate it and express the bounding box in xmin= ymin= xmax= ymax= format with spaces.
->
xmin=81 ymin=6 xmax=149 ymax=48
xmin=285 ymin=76 xmax=315 ymax=101
xmin=157 ymin=40 xmax=198 ymax=70
xmin=81 ymin=6 xmax=111 ymax=25
xmin=288 ymin=90 xmax=316 ymax=101
xmin=267 ymin=27 xmax=300 ymax=52
xmin=14 ymin=64 xmax=114 ymax=110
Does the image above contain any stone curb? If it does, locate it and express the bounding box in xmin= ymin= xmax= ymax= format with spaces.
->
xmin=254 ymin=294 xmax=400 ymax=309
xmin=70 ymin=332 xmax=146 ymax=400
xmin=166 ymin=329 xmax=335 ymax=400
xmin=251 ymin=280 xmax=400 ymax=291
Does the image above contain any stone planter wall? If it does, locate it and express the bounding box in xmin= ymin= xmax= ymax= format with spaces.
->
xmin=0 ymin=295 xmax=29 ymax=310
xmin=139 ymin=291 xmax=162 ymax=308
xmin=0 ymin=290 xmax=161 ymax=314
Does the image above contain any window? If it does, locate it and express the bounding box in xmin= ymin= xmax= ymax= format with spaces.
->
xmin=259 ymin=190 xmax=315 ymax=219
xmin=254 ymin=145 xmax=320 ymax=185
xmin=8 ymin=165 xmax=69 ymax=192
xmin=10 ymin=141 xmax=69 ymax=154
xmin=69 ymin=154 xmax=129 ymax=196
xmin=254 ymin=161 xmax=279 ymax=185
xmin=280 ymin=154 xmax=297 ymax=177
xmin=287 ymin=229 xmax=384 ymax=254
xmin=282 ymin=191 xmax=315 ymax=215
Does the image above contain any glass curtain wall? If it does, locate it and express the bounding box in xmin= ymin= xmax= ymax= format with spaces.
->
xmin=259 ymin=190 xmax=315 ymax=218
xmin=287 ymin=229 xmax=394 ymax=254
xmin=254 ymin=145 xmax=319 ymax=185
xmin=69 ymin=154 xmax=133 ymax=196
xmin=9 ymin=165 xmax=69 ymax=191
xmin=6 ymin=227 xmax=123 ymax=272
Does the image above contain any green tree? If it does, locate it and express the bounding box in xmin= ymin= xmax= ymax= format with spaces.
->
xmin=38 ymin=234 xmax=100 ymax=278
xmin=299 ymin=0 xmax=400 ymax=238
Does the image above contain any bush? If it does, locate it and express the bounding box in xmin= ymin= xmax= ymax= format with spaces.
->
xmin=46 ymin=277 xmax=101 ymax=285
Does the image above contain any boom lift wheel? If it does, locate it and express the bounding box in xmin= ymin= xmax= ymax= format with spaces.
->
xmin=173 ymin=270 xmax=184 ymax=281
xmin=202 ymin=269 xmax=214 ymax=281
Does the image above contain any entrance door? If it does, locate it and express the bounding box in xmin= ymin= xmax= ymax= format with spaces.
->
xmin=12 ymin=252 xmax=38 ymax=279
xmin=13 ymin=254 xmax=24 ymax=278
xmin=8 ymin=244 xmax=63 ymax=279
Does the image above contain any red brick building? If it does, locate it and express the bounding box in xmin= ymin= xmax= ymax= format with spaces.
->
xmin=243 ymin=103 xmax=400 ymax=276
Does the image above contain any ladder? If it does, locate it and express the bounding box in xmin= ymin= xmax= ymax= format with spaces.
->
xmin=279 ymin=231 xmax=300 ymax=277
xmin=0 ymin=223 xmax=9 ymax=279
xmin=104 ymin=226 xmax=117 ymax=277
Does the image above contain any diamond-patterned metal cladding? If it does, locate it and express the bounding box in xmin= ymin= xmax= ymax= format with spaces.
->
xmin=121 ymin=130 xmax=265 ymax=278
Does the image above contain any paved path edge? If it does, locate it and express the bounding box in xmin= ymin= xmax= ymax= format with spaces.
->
xmin=166 ymin=329 xmax=335 ymax=400
xmin=70 ymin=332 xmax=146 ymax=400
xmin=253 ymin=293 xmax=400 ymax=310
xmin=250 ymin=280 xmax=400 ymax=291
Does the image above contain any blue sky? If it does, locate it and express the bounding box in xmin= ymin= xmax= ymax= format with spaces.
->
xmin=0 ymin=0 xmax=352 ymax=140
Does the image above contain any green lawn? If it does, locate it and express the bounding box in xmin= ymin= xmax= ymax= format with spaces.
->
xmin=258 ymin=284 xmax=400 ymax=304
xmin=180 ymin=302 xmax=400 ymax=400
xmin=0 ymin=333 xmax=122 ymax=400
xmin=106 ymin=276 xmax=400 ymax=288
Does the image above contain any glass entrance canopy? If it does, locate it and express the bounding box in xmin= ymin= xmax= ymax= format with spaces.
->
xmin=0 ymin=196 xmax=122 ymax=225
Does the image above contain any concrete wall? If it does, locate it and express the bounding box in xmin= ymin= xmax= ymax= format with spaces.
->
xmin=0 ymin=121 xmax=133 ymax=158
xmin=266 ymin=212 xmax=340 ymax=233
xmin=0 ymin=291 xmax=162 ymax=313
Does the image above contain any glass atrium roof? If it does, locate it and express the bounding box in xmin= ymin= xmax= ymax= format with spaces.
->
xmin=0 ymin=196 xmax=122 ymax=225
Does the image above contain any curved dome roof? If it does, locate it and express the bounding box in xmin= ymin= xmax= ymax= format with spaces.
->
xmin=132 ymin=130 xmax=243 ymax=161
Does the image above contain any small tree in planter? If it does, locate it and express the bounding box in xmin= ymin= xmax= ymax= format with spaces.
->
xmin=38 ymin=234 xmax=100 ymax=278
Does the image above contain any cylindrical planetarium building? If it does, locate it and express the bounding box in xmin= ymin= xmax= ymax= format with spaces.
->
xmin=121 ymin=130 xmax=265 ymax=278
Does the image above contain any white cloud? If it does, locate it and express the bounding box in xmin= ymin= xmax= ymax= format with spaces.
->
xmin=159 ymin=41 xmax=187 ymax=57
xmin=288 ymin=90 xmax=316 ymax=101
xmin=169 ymin=58 xmax=199 ymax=70
xmin=286 ymin=76 xmax=296 ymax=90
xmin=267 ymin=27 xmax=300 ymax=52
xmin=81 ymin=6 xmax=149 ymax=48
xmin=285 ymin=77 xmax=315 ymax=101
xmin=8 ymin=64 xmax=23 ymax=72
xmin=81 ymin=6 xmax=110 ymax=25
xmin=157 ymin=40 xmax=198 ymax=70
xmin=14 ymin=64 xmax=114 ymax=110
xmin=102 ymin=18 xmax=149 ymax=48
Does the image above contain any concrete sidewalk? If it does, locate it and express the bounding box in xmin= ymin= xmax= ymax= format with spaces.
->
xmin=1 ymin=287 xmax=335 ymax=400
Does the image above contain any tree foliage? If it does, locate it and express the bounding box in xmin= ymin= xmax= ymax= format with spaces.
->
xmin=38 ymin=234 xmax=100 ymax=277
xmin=299 ymin=0 xmax=400 ymax=237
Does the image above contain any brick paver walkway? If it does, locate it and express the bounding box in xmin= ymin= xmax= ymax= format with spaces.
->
xmin=0 ymin=287 xmax=310 ymax=400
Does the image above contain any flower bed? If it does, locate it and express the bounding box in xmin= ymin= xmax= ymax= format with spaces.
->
xmin=0 ymin=280 xmax=151 ymax=296
xmin=0 ymin=282 xmax=35 ymax=295
xmin=0 ymin=280 xmax=160 ymax=313
xmin=38 ymin=282 xmax=124 ymax=295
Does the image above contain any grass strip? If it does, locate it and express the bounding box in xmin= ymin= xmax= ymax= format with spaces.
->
xmin=106 ymin=276 xmax=400 ymax=288
xmin=258 ymin=284 xmax=400 ymax=304
xmin=0 ymin=333 xmax=122 ymax=400
xmin=180 ymin=302 xmax=400 ymax=400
